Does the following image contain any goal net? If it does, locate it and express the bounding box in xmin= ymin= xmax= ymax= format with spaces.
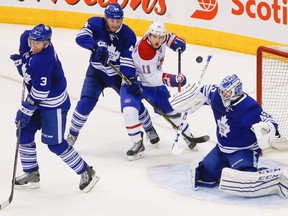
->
xmin=257 ymin=46 xmax=288 ymax=149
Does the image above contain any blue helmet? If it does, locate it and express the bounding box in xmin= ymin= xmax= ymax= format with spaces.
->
xmin=29 ymin=24 xmax=52 ymax=42
xmin=104 ymin=3 xmax=124 ymax=19
xmin=218 ymin=74 xmax=243 ymax=107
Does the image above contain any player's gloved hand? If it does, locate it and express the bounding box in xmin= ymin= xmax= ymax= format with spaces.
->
xmin=10 ymin=54 xmax=22 ymax=67
xmin=167 ymin=33 xmax=186 ymax=52
xmin=162 ymin=73 xmax=187 ymax=87
xmin=94 ymin=40 xmax=109 ymax=65
xmin=15 ymin=100 xmax=38 ymax=128
xmin=127 ymin=77 xmax=142 ymax=95
xmin=251 ymin=121 xmax=277 ymax=150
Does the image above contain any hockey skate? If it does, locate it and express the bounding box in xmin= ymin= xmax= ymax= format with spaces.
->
xmin=79 ymin=166 xmax=99 ymax=193
xmin=146 ymin=126 xmax=160 ymax=144
xmin=127 ymin=138 xmax=145 ymax=161
xmin=15 ymin=170 xmax=40 ymax=189
xmin=183 ymin=133 xmax=198 ymax=151
xmin=66 ymin=133 xmax=78 ymax=146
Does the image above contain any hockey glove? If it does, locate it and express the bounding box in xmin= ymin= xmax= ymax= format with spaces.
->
xmin=93 ymin=40 xmax=109 ymax=65
xmin=167 ymin=33 xmax=186 ymax=52
xmin=251 ymin=121 xmax=277 ymax=151
xmin=10 ymin=54 xmax=22 ymax=66
xmin=127 ymin=77 xmax=142 ymax=95
xmin=10 ymin=54 xmax=24 ymax=76
xmin=162 ymin=73 xmax=187 ymax=87
xmin=15 ymin=100 xmax=38 ymax=128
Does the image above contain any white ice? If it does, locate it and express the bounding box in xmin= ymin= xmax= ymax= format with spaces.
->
xmin=0 ymin=24 xmax=288 ymax=216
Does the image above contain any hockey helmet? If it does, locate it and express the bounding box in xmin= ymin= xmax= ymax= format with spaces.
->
xmin=148 ymin=20 xmax=166 ymax=37
xmin=104 ymin=3 xmax=124 ymax=19
xmin=29 ymin=24 xmax=52 ymax=42
xmin=218 ymin=74 xmax=243 ymax=107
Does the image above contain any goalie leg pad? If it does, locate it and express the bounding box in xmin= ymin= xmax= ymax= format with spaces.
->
xmin=219 ymin=167 xmax=288 ymax=198
xmin=278 ymin=169 xmax=288 ymax=197
xmin=190 ymin=159 xmax=219 ymax=189
xmin=271 ymin=137 xmax=288 ymax=151
xmin=190 ymin=161 xmax=200 ymax=190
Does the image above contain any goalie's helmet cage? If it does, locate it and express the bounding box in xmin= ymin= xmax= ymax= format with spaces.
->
xmin=29 ymin=24 xmax=52 ymax=42
xmin=219 ymin=74 xmax=243 ymax=108
xmin=104 ymin=3 xmax=124 ymax=19
xmin=148 ymin=20 xmax=166 ymax=37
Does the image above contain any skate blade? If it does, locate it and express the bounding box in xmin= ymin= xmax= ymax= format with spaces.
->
xmin=15 ymin=182 xmax=40 ymax=190
xmin=127 ymin=152 xmax=145 ymax=161
xmin=82 ymin=175 xmax=100 ymax=193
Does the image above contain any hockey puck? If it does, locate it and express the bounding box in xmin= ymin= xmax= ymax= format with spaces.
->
xmin=196 ymin=56 xmax=203 ymax=63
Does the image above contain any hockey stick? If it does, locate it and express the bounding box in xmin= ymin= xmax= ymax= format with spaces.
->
xmin=171 ymin=110 xmax=190 ymax=154
xmin=171 ymin=55 xmax=213 ymax=155
xmin=0 ymin=80 xmax=25 ymax=210
xmin=107 ymin=61 xmax=208 ymax=144
xmin=177 ymin=49 xmax=182 ymax=92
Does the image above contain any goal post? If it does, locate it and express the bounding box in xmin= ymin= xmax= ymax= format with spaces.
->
xmin=256 ymin=46 xmax=288 ymax=147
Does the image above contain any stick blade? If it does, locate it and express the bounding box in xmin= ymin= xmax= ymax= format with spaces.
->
xmin=0 ymin=199 xmax=10 ymax=211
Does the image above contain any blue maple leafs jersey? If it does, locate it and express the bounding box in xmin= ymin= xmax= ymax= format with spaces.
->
xmin=201 ymin=84 xmax=278 ymax=153
xmin=17 ymin=30 xmax=70 ymax=110
xmin=76 ymin=17 xmax=136 ymax=77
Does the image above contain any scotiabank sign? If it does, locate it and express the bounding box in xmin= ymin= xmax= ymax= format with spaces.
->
xmin=192 ymin=0 xmax=288 ymax=25
xmin=232 ymin=0 xmax=287 ymax=24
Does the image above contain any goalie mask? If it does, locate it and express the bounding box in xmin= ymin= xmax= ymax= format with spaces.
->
xmin=219 ymin=74 xmax=243 ymax=108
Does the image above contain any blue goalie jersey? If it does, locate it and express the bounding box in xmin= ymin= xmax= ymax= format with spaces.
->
xmin=200 ymin=84 xmax=278 ymax=153
xmin=17 ymin=30 xmax=70 ymax=111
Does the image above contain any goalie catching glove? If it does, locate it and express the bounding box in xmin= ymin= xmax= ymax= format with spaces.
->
xmin=169 ymin=83 xmax=206 ymax=114
xmin=251 ymin=121 xmax=277 ymax=151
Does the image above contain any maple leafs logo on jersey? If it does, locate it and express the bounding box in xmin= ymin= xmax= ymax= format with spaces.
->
xmin=22 ymin=63 xmax=31 ymax=84
xmin=217 ymin=115 xmax=230 ymax=137
xmin=107 ymin=44 xmax=120 ymax=62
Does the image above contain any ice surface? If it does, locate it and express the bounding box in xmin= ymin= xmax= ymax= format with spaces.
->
xmin=0 ymin=24 xmax=287 ymax=216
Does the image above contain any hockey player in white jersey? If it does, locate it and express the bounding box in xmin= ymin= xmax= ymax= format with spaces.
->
xmin=187 ymin=74 xmax=288 ymax=198
xmin=121 ymin=20 xmax=199 ymax=160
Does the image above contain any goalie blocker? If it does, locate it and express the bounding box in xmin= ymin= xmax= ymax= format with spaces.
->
xmin=169 ymin=83 xmax=206 ymax=114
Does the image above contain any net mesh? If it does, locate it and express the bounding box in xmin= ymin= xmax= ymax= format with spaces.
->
xmin=258 ymin=46 xmax=288 ymax=140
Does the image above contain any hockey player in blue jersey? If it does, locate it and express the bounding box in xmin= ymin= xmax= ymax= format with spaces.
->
xmin=66 ymin=3 xmax=160 ymax=159
xmin=186 ymin=74 xmax=288 ymax=198
xmin=10 ymin=24 xmax=99 ymax=192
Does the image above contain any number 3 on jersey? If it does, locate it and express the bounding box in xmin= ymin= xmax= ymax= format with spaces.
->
xmin=40 ymin=77 xmax=47 ymax=86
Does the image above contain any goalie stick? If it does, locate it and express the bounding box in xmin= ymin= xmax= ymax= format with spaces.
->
xmin=171 ymin=55 xmax=213 ymax=155
xmin=0 ymin=81 xmax=25 ymax=210
xmin=107 ymin=61 xmax=208 ymax=144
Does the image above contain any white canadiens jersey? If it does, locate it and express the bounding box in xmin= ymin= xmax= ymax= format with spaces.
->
xmin=132 ymin=34 xmax=166 ymax=87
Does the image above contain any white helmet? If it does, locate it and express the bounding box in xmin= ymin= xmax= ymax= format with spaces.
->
xmin=148 ymin=20 xmax=166 ymax=36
